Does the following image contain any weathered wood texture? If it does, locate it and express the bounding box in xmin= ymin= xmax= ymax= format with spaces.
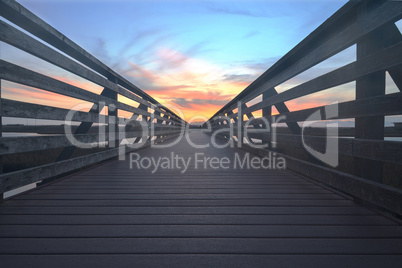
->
xmin=208 ymin=0 xmax=402 ymax=213
xmin=0 ymin=133 xmax=180 ymax=193
xmin=0 ymin=132 xmax=401 ymax=267
xmin=0 ymin=0 xmax=181 ymax=119
xmin=0 ymin=79 xmax=3 ymax=201
xmin=210 ymin=0 xmax=401 ymax=114
xmin=354 ymin=1 xmax=386 ymax=183
xmin=0 ymin=0 xmax=185 ymax=195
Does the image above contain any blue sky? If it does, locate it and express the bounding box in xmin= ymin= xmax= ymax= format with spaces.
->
xmin=2 ymin=0 xmax=400 ymax=124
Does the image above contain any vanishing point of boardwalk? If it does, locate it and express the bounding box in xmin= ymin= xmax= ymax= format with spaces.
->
xmin=1 ymin=0 xmax=402 ymax=266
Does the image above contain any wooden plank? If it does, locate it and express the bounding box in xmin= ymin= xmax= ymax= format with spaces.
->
xmin=1 ymin=131 xmax=400 ymax=262
xmin=241 ymin=144 xmax=402 ymax=216
xmin=0 ymin=79 xmax=2 ymax=201
xmin=389 ymin=65 xmax=402 ymax=91
xmin=246 ymin=132 xmax=402 ymax=164
xmin=0 ymin=99 xmax=180 ymax=133
xmin=352 ymin=138 xmax=402 ymax=165
xmin=354 ymin=3 xmax=387 ymax=184
xmin=55 ymin=87 xmax=108 ymax=162
xmin=250 ymin=92 xmax=402 ymax=125
xmin=2 ymin=199 xmax=355 ymax=207
xmin=1 ymin=184 xmax=338 ymax=193
xmin=0 ymin=238 xmax=401 ymax=254
xmin=0 ymin=255 xmax=401 ymax=268
xmin=13 ymin=193 xmax=342 ymax=201
xmin=209 ymin=0 xmax=361 ymax=117
xmin=381 ymin=23 xmax=402 ymax=91
xmin=0 ymin=124 xmax=179 ymax=135
xmin=0 ymin=148 xmax=123 ymax=193
xmin=39 ymin=180 xmax=314 ymax=186
xmin=0 ymin=215 xmax=393 ymax=226
xmin=0 ymin=205 xmax=376 ymax=215
xmin=0 ymin=60 xmax=146 ymax=116
xmin=245 ymin=41 xmax=402 ymax=114
xmin=0 ymin=134 xmax=107 ymax=155
xmin=262 ymin=88 xmax=301 ymax=134
xmin=0 ymin=129 xmax=180 ymax=155
xmin=0 ymin=134 xmax=179 ymax=193
xmin=2 ymin=98 xmax=106 ymax=123
xmin=41 ymin=182 xmax=316 ymax=188
xmin=4 ymin=225 xmax=402 ymax=239
xmin=260 ymin=91 xmax=272 ymax=145
xmin=0 ymin=20 xmax=160 ymax=111
xmin=0 ymin=60 xmax=179 ymax=125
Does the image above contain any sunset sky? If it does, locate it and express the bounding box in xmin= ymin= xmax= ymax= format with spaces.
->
xmin=1 ymin=0 xmax=401 ymax=124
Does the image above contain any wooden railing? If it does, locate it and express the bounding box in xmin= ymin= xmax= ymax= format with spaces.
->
xmin=207 ymin=0 xmax=402 ymax=216
xmin=0 ymin=0 xmax=185 ymax=198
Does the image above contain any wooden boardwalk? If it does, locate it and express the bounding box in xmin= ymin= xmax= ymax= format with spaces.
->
xmin=0 ymin=131 xmax=401 ymax=267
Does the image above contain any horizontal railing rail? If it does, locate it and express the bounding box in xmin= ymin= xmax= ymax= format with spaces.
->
xmin=207 ymin=0 xmax=402 ymax=216
xmin=0 ymin=0 xmax=186 ymax=197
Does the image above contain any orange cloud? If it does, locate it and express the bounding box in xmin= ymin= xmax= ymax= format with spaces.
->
xmin=121 ymin=47 xmax=261 ymax=122
xmin=162 ymin=100 xmax=223 ymax=123
xmin=3 ymin=83 xmax=92 ymax=111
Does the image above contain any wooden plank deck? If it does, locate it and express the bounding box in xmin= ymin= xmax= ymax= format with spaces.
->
xmin=0 ymin=131 xmax=401 ymax=267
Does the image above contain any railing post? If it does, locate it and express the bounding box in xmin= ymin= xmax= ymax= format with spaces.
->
xmin=262 ymin=91 xmax=272 ymax=147
xmin=237 ymin=102 xmax=243 ymax=147
xmin=0 ymin=79 xmax=3 ymax=202
xmin=354 ymin=1 xmax=386 ymax=183
xmin=102 ymin=77 xmax=118 ymax=148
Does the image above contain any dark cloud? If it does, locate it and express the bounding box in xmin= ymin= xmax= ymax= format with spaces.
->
xmin=171 ymin=98 xmax=230 ymax=109
xmin=222 ymin=74 xmax=258 ymax=84
xmin=205 ymin=4 xmax=286 ymax=18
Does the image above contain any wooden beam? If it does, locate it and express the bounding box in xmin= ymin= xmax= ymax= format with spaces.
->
xmin=354 ymin=2 xmax=387 ymax=183
xmin=104 ymin=85 xmax=118 ymax=149
xmin=0 ymin=20 xmax=158 ymax=111
xmin=1 ymin=99 xmax=179 ymax=129
xmin=263 ymin=88 xmax=301 ymax=135
xmin=210 ymin=0 xmax=401 ymax=116
xmin=250 ymin=92 xmax=402 ymax=125
xmin=242 ymin=103 xmax=261 ymax=129
xmin=245 ymin=42 xmax=402 ymax=114
xmin=380 ymin=22 xmax=402 ymax=91
xmin=55 ymin=88 xmax=106 ymax=163
xmin=238 ymin=143 xmax=402 ymax=216
xmin=0 ymin=61 xmax=177 ymax=125
xmin=0 ymin=134 xmax=180 ymax=194
xmin=227 ymin=111 xmax=237 ymax=123
xmin=0 ymin=0 xmax=182 ymax=120
xmin=2 ymin=99 xmax=105 ymax=123
xmin=261 ymin=91 xmax=272 ymax=146
xmin=0 ymin=61 xmax=143 ymax=116
xmin=237 ymin=104 xmax=243 ymax=147
xmin=133 ymin=104 xmax=149 ymax=144
xmin=0 ymin=79 xmax=3 ymax=202
xmin=388 ymin=65 xmax=402 ymax=91
xmin=245 ymin=132 xmax=402 ymax=165
xmin=0 ymin=130 xmax=179 ymax=155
